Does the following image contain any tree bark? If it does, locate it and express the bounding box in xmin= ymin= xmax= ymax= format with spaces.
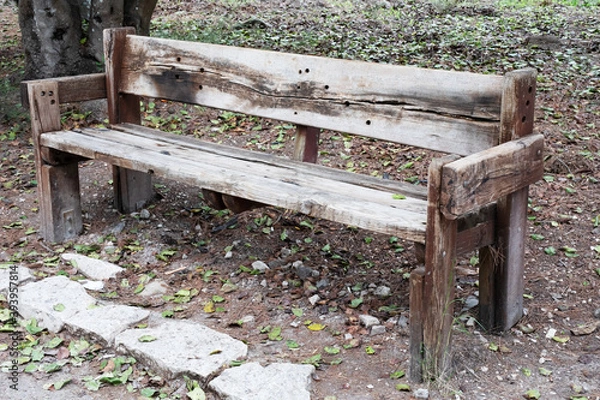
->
xmin=18 ymin=0 xmax=158 ymax=80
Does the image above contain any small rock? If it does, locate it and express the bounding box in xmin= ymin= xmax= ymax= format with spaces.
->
xmin=370 ymin=325 xmax=386 ymax=336
xmin=594 ymin=308 xmax=600 ymax=319
xmin=308 ymin=294 xmax=321 ymax=306
xmin=224 ymin=251 xmax=233 ymax=259
xmin=293 ymin=261 xmax=317 ymax=280
xmin=414 ymin=388 xmax=429 ymax=399
xmin=461 ymin=295 xmax=479 ymax=311
xmin=80 ymin=280 xmax=105 ymax=292
xmin=138 ymin=280 xmax=169 ymax=298
xmin=466 ymin=317 xmax=476 ymax=327
xmin=252 ymin=261 xmax=270 ymax=272
xmin=239 ymin=315 xmax=255 ymax=325
xmin=359 ymin=315 xmax=380 ymax=328
xmin=260 ymin=279 xmax=268 ymax=287
xmin=139 ymin=209 xmax=151 ymax=219
xmin=316 ymin=279 xmax=329 ymax=290
xmin=282 ymin=281 xmax=289 ymax=288
xmin=374 ymin=286 xmax=391 ymax=297
xmin=545 ymin=327 xmax=557 ymax=339
xmin=110 ymin=220 xmax=126 ymax=234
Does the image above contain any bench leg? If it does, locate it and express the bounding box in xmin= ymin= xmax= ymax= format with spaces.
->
xmin=409 ymin=266 xmax=425 ymax=381
xmin=112 ymin=166 xmax=154 ymax=213
xmin=479 ymin=187 xmax=528 ymax=331
xmin=38 ymin=163 xmax=83 ymax=242
xmin=413 ymin=155 xmax=459 ymax=381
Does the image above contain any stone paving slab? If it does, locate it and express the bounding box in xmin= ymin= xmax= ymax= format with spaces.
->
xmin=66 ymin=304 xmax=150 ymax=346
xmin=19 ymin=276 xmax=98 ymax=332
xmin=209 ymin=362 xmax=315 ymax=400
xmin=114 ymin=317 xmax=248 ymax=382
xmin=0 ymin=264 xmax=33 ymax=294
xmin=61 ymin=253 xmax=124 ymax=280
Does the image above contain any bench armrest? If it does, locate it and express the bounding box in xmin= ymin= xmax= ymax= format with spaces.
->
xmin=21 ymin=73 xmax=107 ymax=110
xmin=440 ymin=133 xmax=544 ymax=220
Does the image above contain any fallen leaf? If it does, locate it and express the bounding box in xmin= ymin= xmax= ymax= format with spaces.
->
xmin=204 ymin=301 xmax=216 ymax=313
xmin=138 ymin=335 xmax=157 ymax=343
xmin=570 ymin=321 xmax=600 ymax=336
xmin=524 ymin=389 xmax=541 ymax=399
xmin=539 ymin=367 xmax=552 ymax=376
xmin=307 ymin=323 xmax=326 ymax=331
xmin=396 ymin=383 xmax=411 ymax=391
xmin=552 ymin=335 xmax=570 ymax=343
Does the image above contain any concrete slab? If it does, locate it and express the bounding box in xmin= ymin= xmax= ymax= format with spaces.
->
xmin=114 ymin=317 xmax=248 ymax=382
xmin=19 ymin=276 xmax=97 ymax=332
xmin=209 ymin=362 xmax=315 ymax=400
xmin=61 ymin=253 xmax=124 ymax=280
xmin=0 ymin=264 xmax=33 ymax=294
xmin=65 ymin=304 xmax=150 ymax=346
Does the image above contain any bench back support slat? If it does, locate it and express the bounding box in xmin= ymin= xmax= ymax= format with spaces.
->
xmin=117 ymin=34 xmax=505 ymax=156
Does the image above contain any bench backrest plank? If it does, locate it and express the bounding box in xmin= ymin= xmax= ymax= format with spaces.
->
xmin=116 ymin=34 xmax=505 ymax=156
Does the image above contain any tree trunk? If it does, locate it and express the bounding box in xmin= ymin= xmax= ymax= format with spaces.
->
xmin=18 ymin=0 xmax=158 ymax=80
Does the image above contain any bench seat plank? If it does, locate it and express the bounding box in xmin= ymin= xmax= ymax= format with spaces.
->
xmin=40 ymin=127 xmax=429 ymax=242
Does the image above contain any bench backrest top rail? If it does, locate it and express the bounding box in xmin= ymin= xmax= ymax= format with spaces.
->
xmin=115 ymin=34 xmax=507 ymax=156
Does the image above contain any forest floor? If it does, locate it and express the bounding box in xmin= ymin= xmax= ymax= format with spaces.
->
xmin=1 ymin=1 xmax=600 ymax=399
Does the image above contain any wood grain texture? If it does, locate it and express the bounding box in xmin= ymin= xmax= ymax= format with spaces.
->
xmin=27 ymin=81 xmax=82 ymax=242
xmin=104 ymin=28 xmax=154 ymax=213
xmin=40 ymin=127 xmax=429 ymax=242
xmin=478 ymin=69 xmax=537 ymax=332
xmin=294 ymin=125 xmax=320 ymax=163
xmin=409 ymin=267 xmax=425 ymax=382
xmin=119 ymin=35 xmax=504 ymax=156
xmin=441 ymin=133 xmax=544 ymax=218
xmin=22 ymin=73 xmax=107 ymax=109
xmin=422 ymin=155 xmax=459 ymax=380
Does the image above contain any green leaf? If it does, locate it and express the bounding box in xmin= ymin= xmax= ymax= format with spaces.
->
xmin=552 ymin=335 xmax=570 ymax=343
xmin=530 ymin=234 xmax=545 ymax=241
xmin=390 ymin=370 xmax=406 ymax=379
xmin=24 ymin=363 xmax=38 ymax=373
xmin=268 ymin=326 xmax=283 ymax=341
xmin=544 ymin=246 xmax=557 ymax=255
xmin=45 ymin=337 xmax=63 ymax=349
xmin=302 ymin=354 xmax=322 ymax=367
xmin=41 ymin=362 xmax=64 ymax=373
xmin=286 ymin=339 xmax=300 ymax=349
xmin=292 ymin=308 xmax=304 ymax=318
xmin=134 ymin=283 xmax=145 ymax=294
xmin=349 ymin=298 xmax=363 ymax=308
xmin=53 ymin=303 xmax=65 ymax=312
xmin=522 ymin=367 xmax=531 ymax=377
xmin=396 ymin=383 xmax=411 ymax=391
xmin=365 ymin=346 xmax=376 ymax=355
xmin=69 ymin=339 xmax=90 ymax=357
xmin=324 ymin=346 xmax=340 ymax=355
xmin=161 ymin=310 xmax=174 ymax=318
xmin=24 ymin=318 xmax=44 ymax=335
xmin=524 ymin=389 xmax=541 ymax=399
xmin=138 ymin=335 xmax=157 ymax=343
xmin=187 ymin=386 xmax=207 ymax=400
xmin=392 ymin=194 xmax=406 ymax=200
xmin=84 ymin=378 xmax=101 ymax=391
xmin=488 ymin=342 xmax=499 ymax=352
xmin=212 ymin=295 xmax=225 ymax=303
xmin=539 ymin=367 xmax=552 ymax=376
xmin=140 ymin=387 xmax=157 ymax=398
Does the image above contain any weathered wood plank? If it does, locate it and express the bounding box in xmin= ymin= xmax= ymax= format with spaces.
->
xmin=422 ymin=155 xmax=459 ymax=380
xmin=120 ymin=35 xmax=503 ymax=156
xmin=440 ymin=133 xmax=544 ymax=218
xmin=294 ymin=125 xmax=320 ymax=163
xmin=479 ymin=69 xmax=537 ymax=332
xmin=40 ymin=128 xmax=428 ymax=241
xmin=112 ymin=123 xmax=429 ymax=200
xmin=409 ymin=266 xmax=425 ymax=382
xmin=27 ymin=81 xmax=82 ymax=242
xmin=104 ymin=27 xmax=154 ymax=213
xmin=22 ymin=73 xmax=107 ymax=109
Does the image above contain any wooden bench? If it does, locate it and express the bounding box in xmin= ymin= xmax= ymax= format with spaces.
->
xmin=25 ymin=27 xmax=544 ymax=381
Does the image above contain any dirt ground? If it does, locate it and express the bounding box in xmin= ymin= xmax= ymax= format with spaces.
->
xmin=1 ymin=1 xmax=600 ymax=399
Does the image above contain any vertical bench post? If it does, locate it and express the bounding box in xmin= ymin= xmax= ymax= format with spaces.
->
xmin=479 ymin=69 xmax=536 ymax=331
xmin=104 ymin=27 xmax=154 ymax=213
xmin=28 ymin=81 xmax=83 ymax=242
xmin=419 ymin=154 xmax=460 ymax=380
